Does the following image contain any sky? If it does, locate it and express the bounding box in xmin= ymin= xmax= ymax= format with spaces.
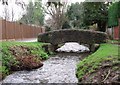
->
xmin=0 ymin=0 xmax=116 ymax=21
xmin=0 ymin=0 xmax=85 ymax=21
xmin=0 ymin=0 xmax=28 ymax=21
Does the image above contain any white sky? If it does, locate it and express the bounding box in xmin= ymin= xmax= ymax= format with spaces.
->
xmin=0 ymin=0 xmax=85 ymax=21
xmin=2 ymin=0 xmax=112 ymax=21
xmin=0 ymin=0 xmax=28 ymax=21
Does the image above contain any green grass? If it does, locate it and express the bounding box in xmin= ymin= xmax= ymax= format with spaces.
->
xmin=0 ymin=41 xmax=50 ymax=78
xmin=76 ymin=43 xmax=119 ymax=80
xmin=0 ymin=41 xmax=45 ymax=48
xmin=0 ymin=41 xmax=49 ymax=59
xmin=107 ymin=39 xmax=119 ymax=44
xmin=0 ymin=42 xmax=49 ymax=61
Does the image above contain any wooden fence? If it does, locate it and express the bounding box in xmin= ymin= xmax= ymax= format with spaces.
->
xmin=113 ymin=26 xmax=119 ymax=40
xmin=0 ymin=19 xmax=45 ymax=40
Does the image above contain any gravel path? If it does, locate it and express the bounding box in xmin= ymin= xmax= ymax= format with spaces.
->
xmin=2 ymin=53 xmax=89 ymax=83
xmin=16 ymin=38 xmax=37 ymax=42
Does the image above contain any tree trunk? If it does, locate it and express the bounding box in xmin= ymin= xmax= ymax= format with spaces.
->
xmin=97 ymin=21 xmax=106 ymax=32
xmin=118 ymin=18 xmax=120 ymax=61
xmin=118 ymin=18 xmax=120 ymax=41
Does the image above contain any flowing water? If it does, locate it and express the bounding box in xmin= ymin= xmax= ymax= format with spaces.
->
xmin=2 ymin=53 xmax=89 ymax=83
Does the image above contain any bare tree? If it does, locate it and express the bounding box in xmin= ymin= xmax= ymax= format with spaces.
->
xmin=15 ymin=0 xmax=26 ymax=9
xmin=11 ymin=7 xmax=14 ymax=21
xmin=3 ymin=4 xmax=10 ymax=20
xmin=1 ymin=0 xmax=27 ymax=21
xmin=43 ymin=0 xmax=68 ymax=30
xmin=1 ymin=0 xmax=8 ymax=5
xmin=1 ymin=0 xmax=9 ymax=20
xmin=15 ymin=0 xmax=28 ymax=22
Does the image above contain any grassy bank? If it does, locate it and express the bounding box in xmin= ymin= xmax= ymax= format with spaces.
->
xmin=0 ymin=41 xmax=50 ymax=79
xmin=76 ymin=43 xmax=119 ymax=82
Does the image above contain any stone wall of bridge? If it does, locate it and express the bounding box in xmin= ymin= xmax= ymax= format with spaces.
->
xmin=38 ymin=29 xmax=108 ymax=45
xmin=38 ymin=29 xmax=108 ymax=52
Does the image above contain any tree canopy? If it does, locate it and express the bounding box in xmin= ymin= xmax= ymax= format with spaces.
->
xmin=20 ymin=0 xmax=44 ymax=25
xmin=67 ymin=2 xmax=110 ymax=32
xmin=108 ymin=1 xmax=120 ymax=27
xmin=67 ymin=2 xmax=84 ymax=29
xmin=82 ymin=2 xmax=109 ymax=32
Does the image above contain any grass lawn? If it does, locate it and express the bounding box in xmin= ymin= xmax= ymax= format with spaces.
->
xmin=76 ymin=43 xmax=119 ymax=81
xmin=107 ymin=39 xmax=119 ymax=44
xmin=0 ymin=41 xmax=50 ymax=79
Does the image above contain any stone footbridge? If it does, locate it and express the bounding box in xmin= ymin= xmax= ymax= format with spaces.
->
xmin=38 ymin=29 xmax=108 ymax=52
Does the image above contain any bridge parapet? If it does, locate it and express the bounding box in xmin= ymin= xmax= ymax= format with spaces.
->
xmin=38 ymin=29 xmax=108 ymax=44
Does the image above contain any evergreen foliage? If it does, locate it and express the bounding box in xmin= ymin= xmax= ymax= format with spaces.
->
xmin=108 ymin=1 xmax=120 ymax=27
xmin=20 ymin=0 xmax=44 ymax=25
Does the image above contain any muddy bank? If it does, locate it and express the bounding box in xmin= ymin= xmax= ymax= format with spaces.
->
xmin=80 ymin=60 xmax=120 ymax=83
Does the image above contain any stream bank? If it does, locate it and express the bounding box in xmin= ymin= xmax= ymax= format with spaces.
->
xmin=2 ymin=53 xmax=89 ymax=83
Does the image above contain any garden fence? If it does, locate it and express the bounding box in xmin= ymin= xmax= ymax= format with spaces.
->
xmin=0 ymin=19 xmax=45 ymax=40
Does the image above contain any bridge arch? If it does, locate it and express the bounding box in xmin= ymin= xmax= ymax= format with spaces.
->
xmin=38 ymin=29 xmax=108 ymax=52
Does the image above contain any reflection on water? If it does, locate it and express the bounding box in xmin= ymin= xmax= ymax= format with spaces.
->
xmin=2 ymin=53 xmax=89 ymax=83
